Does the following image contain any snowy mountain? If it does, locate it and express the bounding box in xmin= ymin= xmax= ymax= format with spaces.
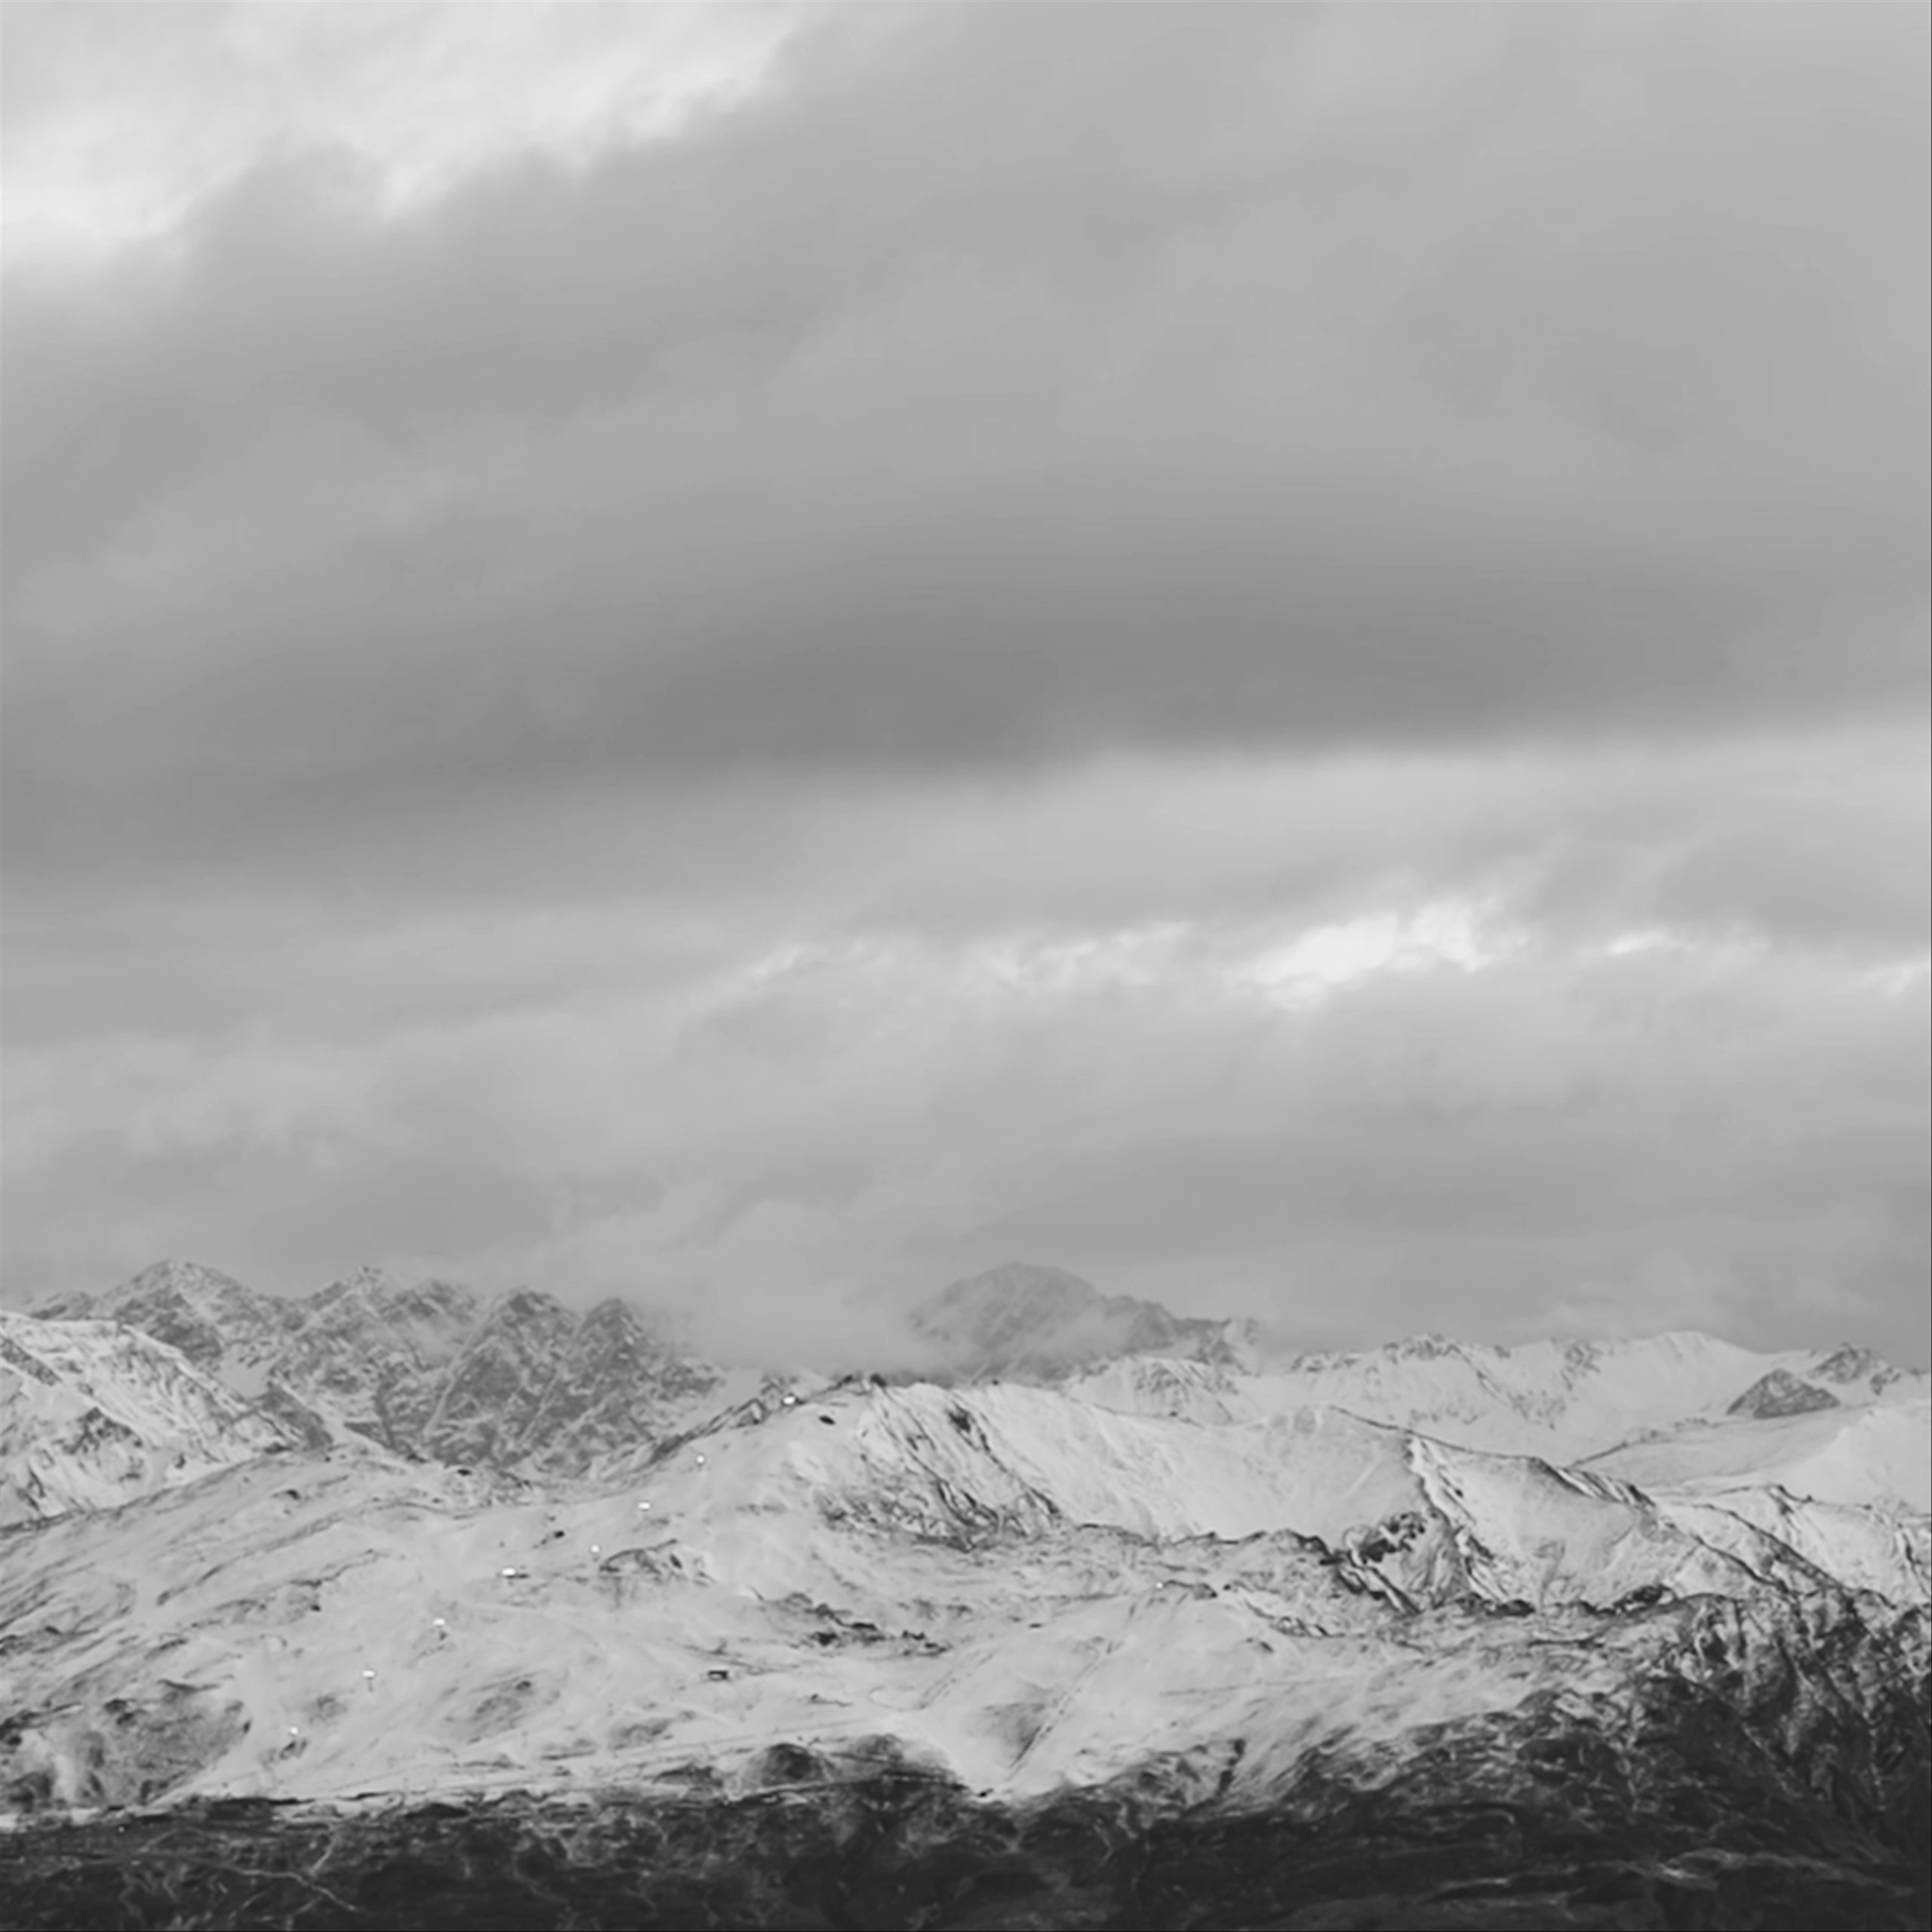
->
xmin=0 ymin=1309 xmax=295 ymax=1525
xmin=907 ymin=1261 xmax=1257 ymax=1379
xmin=4 ymin=1264 xmax=1927 ymax=1927
xmin=1586 ymin=1397 xmax=1932 ymax=1515
xmin=1065 ymin=1326 xmax=1927 ymax=1462
xmin=2 ymin=1360 xmax=1926 ymax=1932
xmin=47 ymin=1257 xmax=1924 ymax=1484
xmin=38 ymin=1258 xmax=301 ymax=1388
xmin=4 ymin=1368 xmax=1925 ymax=1810
xmin=42 ymin=1261 xmax=726 ymax=1477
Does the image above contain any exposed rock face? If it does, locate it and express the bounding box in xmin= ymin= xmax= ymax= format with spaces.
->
xmin=416 ymin=1285 xmax=578 ymax=1466
xmin=2 ymin=1435 xmax=1927 ymax=1925
xmin=517 ymin=1298 xmax=727 ymax=1475
xmin=40 ymin=1259 xmax=298 ymax=1381
xmin=1813 ymin=1343 xmax=1908 ymax=1392
xmin=1730 ymin=1367 xmax=1843 ymax=1418
xmin=42 ymin=1264 xmax=724 ymax=1478
xmin=278 ymin=1267 xmax=484 ymax=1451
xmin=34 ymin=1258 xmax=1930 ymax=1503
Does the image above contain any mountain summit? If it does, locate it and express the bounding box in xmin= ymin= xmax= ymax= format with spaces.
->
xmin=907 ymin=1261 xmax=1253 ymax=1379
xmin=37 ymin=1263 xmax=726 ymax=1481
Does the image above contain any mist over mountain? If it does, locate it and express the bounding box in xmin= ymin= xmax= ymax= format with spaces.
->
xmin=903 ymin=1261 xmax=1260 ymax=1380
xmin=35 ymin=1254 xmax=1926 ymax=1481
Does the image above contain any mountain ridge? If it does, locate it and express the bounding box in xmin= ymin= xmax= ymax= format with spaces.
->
xmin=23 ymin=1255 xmax=1925 ymax=1494
xmin=32 ymin=1260 xmax=728 ymax=1479
xmin=4 ymin=1266 xmax=1927 ymax=1928
xmin=3 ymin=1358 xmax=1925 ymax=1813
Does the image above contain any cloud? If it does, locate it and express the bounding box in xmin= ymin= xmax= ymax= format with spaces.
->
xmin=1 ymin=2 xmax=795 ymax=265
xmin=5 ymin=5 xmax=1926 ymax=890
xmin=5 ymin=880 xmax=1926 ymax=1363
xmin=2 ymin=7 xmax=1925 ymax=1367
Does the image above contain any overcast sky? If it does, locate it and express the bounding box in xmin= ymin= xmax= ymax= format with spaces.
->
xmin=3 ymin=3 xmax=1927 ymax=1366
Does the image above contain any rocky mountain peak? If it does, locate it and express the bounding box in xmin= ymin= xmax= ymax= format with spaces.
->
xmin=909 ymin=1262 xmax=1241 ymax=1380
xmin=23 ymin=1260 xmax=729 ymax=1480
xmin=417 ymin=1286 xmax=579 ymax=1465
xmin=1727 ymin=1367 xmax=1842 ymax=1420
xmin=1810 ymin=1343 xmax=1903 ymax=1390
xmin=43 ymin=1260 xmax=296 ymax=1377
xmin=116 ymin=1258 xmax=254 ymax=1304
xmin=312 ymin=1261 xmax=405 ymax=1303
xmin=1390 ymin=1332 xmax=1463 ymax=1362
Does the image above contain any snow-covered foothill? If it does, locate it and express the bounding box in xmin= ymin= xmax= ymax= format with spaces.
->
xmin=4 ymin=1364 xmax=1923 ymax=1816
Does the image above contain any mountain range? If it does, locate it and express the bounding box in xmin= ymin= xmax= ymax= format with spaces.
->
xmin=3 ymin=1259 xmax=1928 ymax=1928
xmin=28 ymin=1259 xmax=734 ymax=1487
xmin=16 ymin=1255 xmax=1924 ymax=1511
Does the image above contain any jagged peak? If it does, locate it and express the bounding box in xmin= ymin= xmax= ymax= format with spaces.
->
xmin=1389 ymin=1333 xmax=1464 ymax=1362
xmin=579 ymin=1295 xmax=649 ymax=1334
xmin=574 ymin=1296 xmax=699 ymax=1355
xmin=303 ymin=1267 xmax=481 ymax=1324
xmin=113 ymin=1257 xmax=257 ymax=1300
xmin=1727 ymin=1368 xmax=1841 ymax=1420
xmin=1809 ymin=1343 xmax=1906 ymax=1386
xmin=64 ymin=1260 xmax=294 ymax=1369
xmin=3 ymin=1304 xmax=204 ymax=1374
xmin=310 ymin=1261 xmax=407 ymax=1304
xmin=473 ymin=1283 xmax=572 ymax=1324
xmin=32 ymin=1258 xmax=259 ymax=1323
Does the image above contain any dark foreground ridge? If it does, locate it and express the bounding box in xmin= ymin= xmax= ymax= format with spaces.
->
xmin=5 ymin=1684 xmax=1928 ymax=1932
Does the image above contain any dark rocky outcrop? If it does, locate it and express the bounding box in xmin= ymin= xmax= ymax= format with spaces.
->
xmin=1729 ymin=1368 xmax=1842 ymax=1419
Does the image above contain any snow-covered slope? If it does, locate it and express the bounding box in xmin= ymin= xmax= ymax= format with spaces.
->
xmin=51 ymin=1257 xmax=1924 ymax=1489
xmin=626 ymin=1377 xmax=1921 ymax=1614
xmin=0 ymin=1311 xmax=294 ymax=1525
xmin=44 ymin=1263 xmax=729 ymax=1475
xmin=1647 ymin=1487 xmax=1930 ymax=1604
xmin=7 ymin=1269 xmax=1925 ymax=1927
xmin=4 ymin=1368 xmax=1923 ymax=1816
xmin=1584 ymin=1398 xmax=1932 ymax=1513
xmin=1066 ymin=1330 xmax=1926 ymax=1461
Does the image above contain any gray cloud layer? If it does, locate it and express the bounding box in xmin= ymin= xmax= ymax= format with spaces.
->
xmin=3 ymin=4 xmax=1926 ymax=1364
xmin=7 ymin=5 xmax=1926 ymax=878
